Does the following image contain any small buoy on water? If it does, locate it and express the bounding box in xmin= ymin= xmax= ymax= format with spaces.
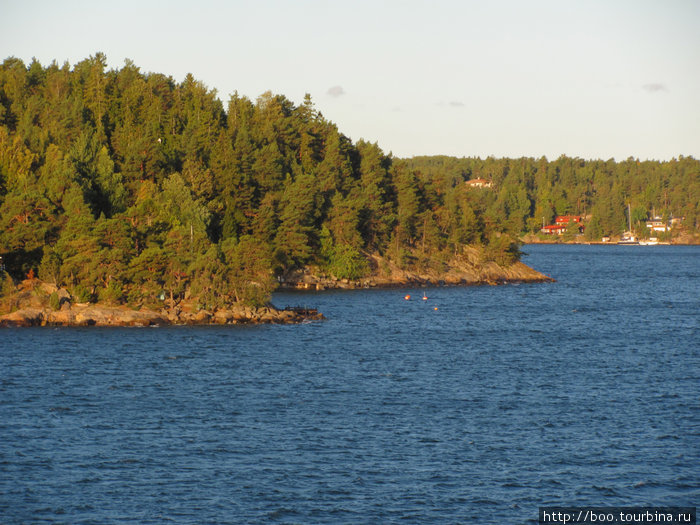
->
xmin=434 ymin=307 xmax=438 ymax=311
xmin=404 ymin=294 xmax=411 ymax=300
xmin=422 ymin=294 xmax=428 ymax=301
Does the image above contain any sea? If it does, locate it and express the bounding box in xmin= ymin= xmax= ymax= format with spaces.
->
xmin=1 ymin=244 xmax=698 ymax=524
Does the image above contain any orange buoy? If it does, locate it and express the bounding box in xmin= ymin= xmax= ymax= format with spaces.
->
xmin=404 ymin=294 xmax=411 ymax=300
xmin=434 ymin=307 xmax=438 ymax=311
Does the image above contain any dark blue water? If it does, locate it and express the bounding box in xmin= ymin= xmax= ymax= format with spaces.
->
xmin=1 ymin=245 xmax=698 ymax=524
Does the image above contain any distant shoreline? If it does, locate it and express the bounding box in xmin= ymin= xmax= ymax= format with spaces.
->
xmin=521 ymin=237 xmax=699 ymax=246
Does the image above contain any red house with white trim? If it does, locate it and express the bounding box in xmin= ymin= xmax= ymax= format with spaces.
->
xmin=541 ymin=216 xmax=584 ymax=235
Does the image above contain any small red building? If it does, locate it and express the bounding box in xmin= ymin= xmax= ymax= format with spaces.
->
xmin=541 ymin=216 xmax=584 ymax=235
xmin=541 ymin=224 xmax=567 ymax=235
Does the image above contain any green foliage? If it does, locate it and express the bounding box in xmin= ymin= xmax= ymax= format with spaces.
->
xmin=320 ymin=228 xmax=369 ymax=280
xmin=127 ymin=246 xmax=167 ymax=305
xmin=584 ymin=216 xmax=604 ymax=241
xmin=189 ymin=245 xmax=228 ymax=309
xmin=482 ymin=235 xmax=522 ymax=266
xmin=561 ymin=219 xmax=579 ymax=242
xmin=404 ymin=155 xmax=699 ymax=239
xmin=38 ymin=246 xmax=62 ymax=284
xmin=274 ymin=172 xmax=322 ymax=266
xmin=98 ymin=280 xmax=124 ymax=305
xmin=0 ymin=271 xmax=15 ymax=297
xmin=0 ymin=55 xmax=695 ymax=310
xmin=49 ymin=291 xmax=61 ymax=311
xmin=71 ymin=284 xmax=92 ymax=303
xmin=222 ymin=235 xmax=276 ymax=307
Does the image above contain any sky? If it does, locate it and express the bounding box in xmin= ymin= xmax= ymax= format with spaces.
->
xmin=1 ymin=0 xmax=699 ymax=161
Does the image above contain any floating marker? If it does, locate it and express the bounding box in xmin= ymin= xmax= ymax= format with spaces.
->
xmin=404 ymin=294 xmax=411 ymax=300
xmin=434 ymin=307 xmax=438 ymax=311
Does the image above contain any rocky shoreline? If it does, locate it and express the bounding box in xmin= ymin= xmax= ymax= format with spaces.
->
xmin=278 ymin=249 xmax=554 ymax=291
xmin=0 ymin=282 xmax=324 ymax=327
xmin=0 ymin=248 xmax=553 ymax=327
xmin=0 ymin=303 xmax=324 ymax=328
xmin=520 ymin=232 xmax=700 ymax=245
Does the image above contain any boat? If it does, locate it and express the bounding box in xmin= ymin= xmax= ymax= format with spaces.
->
xmin=618 ymin=204 xmax=640 ymax=245
xmin=618 ymin=233 xmax=639 ymax=245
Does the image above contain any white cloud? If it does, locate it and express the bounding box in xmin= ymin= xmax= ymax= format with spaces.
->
xmin=327 ymin=85 xmax=346 ymax=97
xmin=642 ymin=83 xmax=668 ymax=93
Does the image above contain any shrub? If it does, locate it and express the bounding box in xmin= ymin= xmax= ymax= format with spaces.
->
xmin=324 ymin=243 xmax=369 ymax=280
xmin=71 ymin=284 xmax=93 ymax=303
xmin=0 ymin=271 xmax=15 ymax=298
xmin=49 ymin=291 xmax=61 ymax=311
xmin=482 ymin=235 xmax=522 ymax=266
xmin=98 ymin=281 xmax=124 ymax=305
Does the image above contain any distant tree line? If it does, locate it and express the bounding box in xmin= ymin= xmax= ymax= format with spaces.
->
xmin=1 ymin=55 xmax=696 ymax=306
xmin=401 ymin=155 xmax=699 ymax=241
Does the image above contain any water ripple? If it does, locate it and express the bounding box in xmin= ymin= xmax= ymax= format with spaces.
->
xmin=0 ymin=245 xmax=698 ymax=524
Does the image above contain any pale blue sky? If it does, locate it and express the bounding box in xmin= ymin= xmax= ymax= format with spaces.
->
xmin=2 ymin=0 xmax=699 ymax=160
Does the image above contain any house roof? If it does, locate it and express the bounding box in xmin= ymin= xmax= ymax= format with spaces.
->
xmin=555 ymin=215 xmax=581 ymax=223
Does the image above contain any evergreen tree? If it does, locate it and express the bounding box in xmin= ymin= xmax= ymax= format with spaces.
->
xmin=274 ymin=171 xmax=322 ymax=266
xmin=0 ymin=54 xmax=696 ymax=308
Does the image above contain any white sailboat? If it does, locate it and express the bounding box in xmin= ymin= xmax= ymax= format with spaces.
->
xmin=618 ymin=203 xmax=639 ymax=245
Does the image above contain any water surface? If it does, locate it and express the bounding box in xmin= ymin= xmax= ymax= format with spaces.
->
xmin=1 ymin=245 xmax=698 ymax=523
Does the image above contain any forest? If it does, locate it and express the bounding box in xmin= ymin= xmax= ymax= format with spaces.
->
xmin=0 ymin=55 xmax=698 ymax=307
xmin=403 ymin=155 xmax=699 ymax=242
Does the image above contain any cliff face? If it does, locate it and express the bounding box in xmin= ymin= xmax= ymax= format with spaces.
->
xmin=279 ymin=247 xmax=553 ymax=290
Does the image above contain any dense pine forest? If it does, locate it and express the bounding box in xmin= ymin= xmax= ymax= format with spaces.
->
xmin=403 ymin=155 xmax=699 ymax=242
xmin=0 ymin=55 xmax=698 ymax=307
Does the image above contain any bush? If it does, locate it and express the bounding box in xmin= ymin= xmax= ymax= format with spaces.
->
xmin=482 ymin=235 xmax=522 ymax=266
xmin=98 ymin=281 xmax=124 ymax=305
xmin=38 ymin=247 xmax=62 ymax=284
xmin=71 ymin=284 xmax=93 ymax=303
xmin=49 ymin=291 xmax=61 ymax=311
xmin=125 ymin=287 xmax=144 ymax=308
xmin=0 ymin=271 xmax=15 ymax=298
xmin=324 ymin=243 xmax=369 ymax=280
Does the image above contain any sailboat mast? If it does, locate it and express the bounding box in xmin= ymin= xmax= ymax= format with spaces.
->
xmin=628 ymin=203 xmax=632 ymax=232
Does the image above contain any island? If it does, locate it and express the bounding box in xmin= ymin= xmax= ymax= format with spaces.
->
xmin=0 ymin=243 xmax=552 ymax=327
xmin=0 ymin=55 xmax=561 ymax=328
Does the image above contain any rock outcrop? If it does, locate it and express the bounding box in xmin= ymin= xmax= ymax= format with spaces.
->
xmin=278 ymin=247 xmax=554 ymax=290
xmin=0 ymin=303 xmax=324 ymax=327
xmin=0 ymin=281 xmax=324 ymax=328
xmin=0 ymin=245 xmax=550 ymax=327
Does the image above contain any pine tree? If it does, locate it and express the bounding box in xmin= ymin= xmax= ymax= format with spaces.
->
xmin=274 ymin=171 xmax=321 ymax=266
